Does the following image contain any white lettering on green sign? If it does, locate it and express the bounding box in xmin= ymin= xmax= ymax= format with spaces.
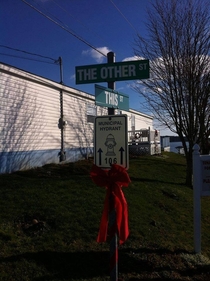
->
xmin=100 ymin=64 xmax=136 ymax=79
xmin=77 ymin=68 xmax=97 ymax=81
xmin=77 ymin=65 xmax=137 ymax=81
xmin=76 ymin=60 xmax=149 ymax=84
xmin=95 ymin=85 xmax=129 ymax=110
xmin=105 ymin=91 xmax=118 ymax=107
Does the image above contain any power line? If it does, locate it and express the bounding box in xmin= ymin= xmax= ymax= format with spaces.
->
xmin=22 ymin=0 xmax=107 ymax=57
xmin=109 ymin=0 xmax=138 ymax=33
xmin=0 ymin=52 xmax=56 ymax=64
xmin=0 ymin=45 xmax=57 ymax=62
xmin=51 ymin=0 xmax=107 ymax=45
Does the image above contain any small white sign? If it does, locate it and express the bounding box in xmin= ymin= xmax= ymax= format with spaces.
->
xmin=193 ymin=144 xmax=210 ymax=253
xmin=94 ymin=115 xmax=128 ymax=169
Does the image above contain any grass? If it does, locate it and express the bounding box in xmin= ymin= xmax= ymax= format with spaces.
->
xmin=0 ymin=152 xmax=210 ymax=280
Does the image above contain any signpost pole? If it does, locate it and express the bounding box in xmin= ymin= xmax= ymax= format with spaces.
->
xmin=59 ymin=57 xmax=66 ymax=162
xmin=107 ymin=52 xmax=115 ymax=115
xmin=107 ymin=52 xmax=118 ymax=281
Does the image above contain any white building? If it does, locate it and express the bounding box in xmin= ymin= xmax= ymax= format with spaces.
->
xmin=0 ymin=62 xmax=155 ymax=173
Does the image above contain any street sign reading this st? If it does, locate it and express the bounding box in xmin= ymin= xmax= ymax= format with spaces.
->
xmin=95 ymin=85 xmax=129 ymax=111
xmin=76 ymin=60 xmax=149 ymax=84
xmin=94 ymin=115 xmax=128 ymax=169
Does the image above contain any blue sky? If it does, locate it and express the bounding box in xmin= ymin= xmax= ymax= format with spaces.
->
xmin=1 ymin=0 xmax=172 ymax=134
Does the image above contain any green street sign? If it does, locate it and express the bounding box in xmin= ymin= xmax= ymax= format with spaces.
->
xmin=75 ymin=60 xmax=149 ymax=84
xmin=95 ymin=85 xmax=129 ymax=111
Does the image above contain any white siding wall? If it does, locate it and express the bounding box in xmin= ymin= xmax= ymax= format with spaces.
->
xmin=119 ymin=109 xmax=153 ymax=131
xmin=0 ymin=65 xmax=62 ymax=172
xmin=0 ymin=63 xmax=154 ymax=173
xmin=63 ymin=93 xmax=95 ymax=159
xmin=1 ymin=66 xmax=61 ymax=150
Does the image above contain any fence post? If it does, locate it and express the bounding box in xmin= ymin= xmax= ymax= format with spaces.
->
xmin=193 ymin=144 xmax=201 ymax=253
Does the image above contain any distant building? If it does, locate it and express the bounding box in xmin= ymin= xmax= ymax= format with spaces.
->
xmin=161 ymin=135 xmax=189 ymax=154
xmin=0 ymin=62 xmax=155 ymax=173
xmin=161 ymin=136 xmax=171 ymax=152
xmin=128 ymin=128 xmax=161 ymax=155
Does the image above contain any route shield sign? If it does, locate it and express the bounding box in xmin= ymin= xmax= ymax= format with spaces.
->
xmin=94 ymin=115 xmax=128 ymax=169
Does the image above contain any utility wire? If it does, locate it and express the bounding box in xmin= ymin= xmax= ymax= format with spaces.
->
xmin=109 ymin=0 xmax=138 ymax=33
xmin=0 ymin=52 xmax=56 ymax=64
xmin=51 ymin=0 xmax=107 ymax=45
xmin=22 ymin=0 xmax=107 ymax=57
xmin=0 ymin=44 xmax=57 ymax=62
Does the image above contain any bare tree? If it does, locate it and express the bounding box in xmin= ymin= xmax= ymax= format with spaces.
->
xmin=133 ymin=0 xmax=210 ymax=186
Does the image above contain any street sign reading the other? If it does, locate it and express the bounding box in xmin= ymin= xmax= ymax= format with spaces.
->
xmin=76 ymin=60 xmax=149 ymax=84
xmin=94 ymin=115 xmax=128 ymax=169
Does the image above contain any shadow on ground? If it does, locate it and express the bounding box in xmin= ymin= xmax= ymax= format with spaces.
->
xmin=1 ymin=247 xmax=210 ymax=280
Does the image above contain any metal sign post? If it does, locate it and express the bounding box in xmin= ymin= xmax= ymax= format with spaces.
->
xmin=94 ymin=114 xmax=128 ymax=280
xmin=107 ymin=52 xmax=117 ymax=280
xmin=76 ymin=52 xmax=149 ymax=281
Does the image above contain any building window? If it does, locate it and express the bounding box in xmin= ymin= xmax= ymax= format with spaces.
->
xmin=87 ymin=103 xmax=96 ymax=123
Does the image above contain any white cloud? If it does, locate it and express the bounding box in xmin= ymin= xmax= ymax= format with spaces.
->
xmin=122 ymin=55 xmax=144 ymax=62
xmin=82 ymin=47 xmax=111 ymax=63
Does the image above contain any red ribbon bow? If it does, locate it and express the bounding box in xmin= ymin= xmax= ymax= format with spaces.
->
xmin=90 ymin=164 xmax=131 ymax=244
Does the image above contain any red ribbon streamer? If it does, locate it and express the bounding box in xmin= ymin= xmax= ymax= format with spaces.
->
xmin=90 ymin=164 xmax=131 ymax=244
